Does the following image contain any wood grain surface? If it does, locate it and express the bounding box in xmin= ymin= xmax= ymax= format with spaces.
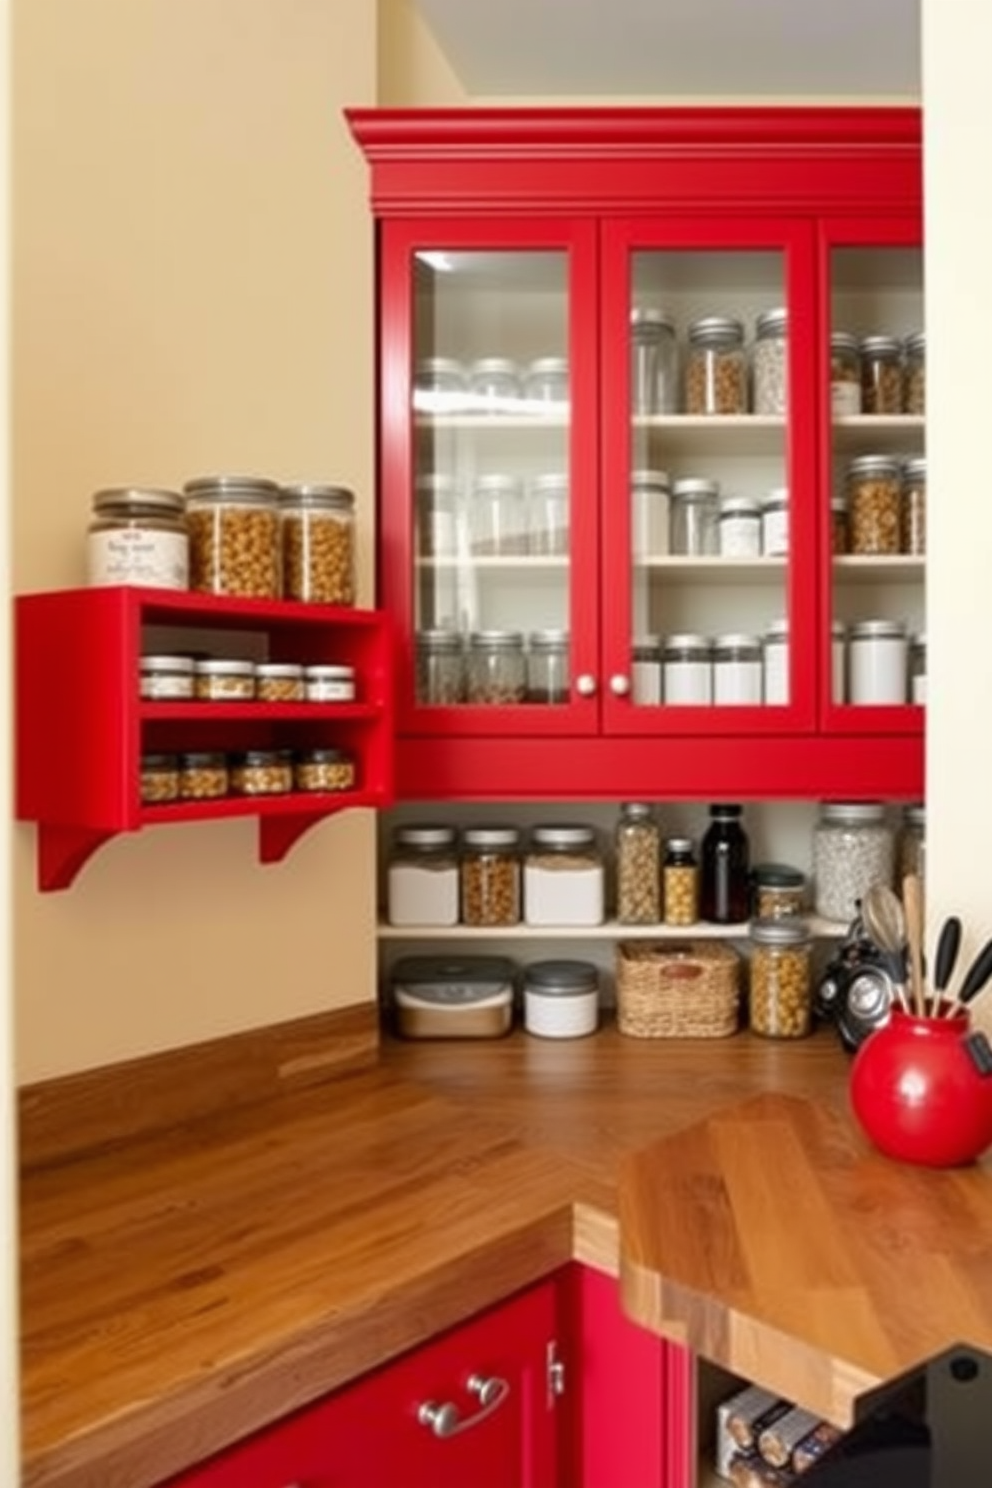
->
xmin=621 ymin=1090 xmax=992 ymax=1428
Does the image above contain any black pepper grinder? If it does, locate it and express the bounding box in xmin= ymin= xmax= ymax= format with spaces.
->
xmin=700 ymin=803 xmax=750 ymax=923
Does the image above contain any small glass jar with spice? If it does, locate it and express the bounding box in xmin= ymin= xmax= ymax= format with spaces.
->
xmin=178 ymin=751 xmax=229 ymax=800
xmin=663 ymin=837 xmax=699 ymax=926
xmin=615 ymin=803 xmax=661 ymax=925
xmin=229 ymin=749 xmax=293 ymax=796
xmin=294 ymin=747 xmax=356 ymax=793
xmin=255 ymin=663 xmax=305 ymax=702
xmin=846 ymin=455 xmax=901 ymax=555
xmin=140 ymin=753 xmax=180 ymax=804
xmin=685 ymin=316 xmax=748 ymax=414
xmin=140 ymin=655 xmax=195 ymax=701
xmin=859 ymin=334 xmax=903 ymax=414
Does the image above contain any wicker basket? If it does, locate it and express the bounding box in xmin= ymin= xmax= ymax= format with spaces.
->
xmin=615 ymin=939 xmax=742 ymax=1038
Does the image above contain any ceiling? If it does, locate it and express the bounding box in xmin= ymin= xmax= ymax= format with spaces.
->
xmin=411 ymin=0 xmax=921 ymax=99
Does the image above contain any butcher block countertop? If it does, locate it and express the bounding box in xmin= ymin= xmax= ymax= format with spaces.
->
xmin=18 ymin=1021 xmax=992 ymax=1488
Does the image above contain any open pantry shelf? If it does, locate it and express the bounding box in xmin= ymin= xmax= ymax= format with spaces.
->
xmin=377 ymin=916 xmax=847 ymax=941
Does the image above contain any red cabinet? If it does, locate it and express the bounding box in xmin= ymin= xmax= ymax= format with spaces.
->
xmin=348 ymin=107 xmax=924 ymax=803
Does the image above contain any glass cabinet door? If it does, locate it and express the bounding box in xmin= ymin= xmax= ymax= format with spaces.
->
xmin=821 ymin=220 xmax=925 ymax=730
xmin=381 ymin=221 xmax=599 ymax=734
xmin=600 ymin=220 xmax=819 ymax=734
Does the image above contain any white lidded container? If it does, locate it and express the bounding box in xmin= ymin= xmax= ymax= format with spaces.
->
xmin=760 ymin=487 xmax=789 ymax=556
xmin=763 ymin=619 xmax=789 ymax=705
xmin=523 ymin=960 xmax=600 ymax=1039
xmin=524 ymin=824 xmax=605 ymax=926
xmin=386 ymin=824 xmax=459 ymax=927
xmin=140 ymin=654 xmax=195 ymax=701
xmin=391 ymin=956 xmax=515 ymax=1040
xmin=88 ymin=487 xmax=189 ymax=591
xmin=712 ymin=633 xmax=763 ymax=705
xmin=631 ymin=635 xmax=662 ymax=705
xmin=848 ymin=619 xmax=907 ymax=705
xmin=631 ymin=469 xmax=671 ymax=558
xmin=716 ymin=495 xmax=761 ymax=558
xmin=663 ymin=633 xmax=712 ymax=705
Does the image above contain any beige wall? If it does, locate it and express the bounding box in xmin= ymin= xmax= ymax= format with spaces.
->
xmin=12 ymin=0 xmax=379 ymax=1082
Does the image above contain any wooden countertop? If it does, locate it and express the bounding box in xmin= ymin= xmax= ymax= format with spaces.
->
xmin=19 ymin=1025 xmax=982 ymax=1488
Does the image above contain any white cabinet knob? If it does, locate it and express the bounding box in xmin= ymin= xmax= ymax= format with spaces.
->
xmin=575 ymin=674 xmax=597 ymax=697
xmin=609 ymin=674 xmax=631 ymax=696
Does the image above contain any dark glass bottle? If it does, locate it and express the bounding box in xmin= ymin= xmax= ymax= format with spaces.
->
xmin=700 ymin=803 xmax=750 ymax=923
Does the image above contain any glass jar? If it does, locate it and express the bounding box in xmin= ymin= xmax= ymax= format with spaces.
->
xmin=716 ymin=496 xmax=761 ymax=558
xmin=615 ymin=802 xmax=661 ymax=925
xmin=387 ymin=824 xmax=459 ymax=927
xmin=468 ymin=356 xmax=521 ymax=411
xmin=88 ymin=487 xmax=189 ymax=591
xmin=713 ymin=633 xmax=763 ymax=706
xmin=523 ymin=960 xmax=600 ymax=1039
xmin=304 ymin=664 xmax=356 ymax=702
xmin=670 ymin=478 xmax=719 ymax=556
xmin=700 ymin=803 xmax=750 ymax=924
xmin=904 ymin=331 xmax=926 ymax=415
xmin=663 ymin=837 xmax=699 ymax=926
xmin=528 ymin=473 xmax=569 ymax=557
xmin=140 ymin=753 xmax=180 ymax=805
xmin=460 ymin=825 xmax=522 ymax=927
xmin=760 ymin=488 xmax=789 ymax=557
xmin=752 ymin=307 xmax=788 ymax=415
xmin=831 ymin=496 xmax=849 ymax=555
xmin=752 ymin=863 xmax=806 ymax=919
xmin=229 ymin=749 xmax=293 ymax=796
xmin=830 ymin=332 xmax=862 ymax=417
xmin=193 ymin=658 xmax=256 ymax=701
xmin=898 ymin=802 xmax=926 ymax=883
xmin=832 ymin=620 xmax=847 ymax=704
xmin=813 ymin=801 xmax=894 ymax=923
xmin=901 ymin=456 xmax=926 ymax=556
xmin=184 ymin=475 xmax=282 ymax=600
xmin=748 ymin=918 xmax=813 ymax=1039
xmin=663 ymin=633 xmax=713 ymax=705
xmin=140 ymin=654 xmax=195 ymax=701
xmin=469 ymin=473 xmax=527 ymax=556
xmin=859 ymin=334 xmax=903 ymax=414
xmin=279 ymin=483 xmax=355 ymax=606
xmin=631 ymin=469 xmax=671 ymax=558
xmin=413 ymin=357 xmax=467 ymax=409
xmin=527 ymin=629 xmax=569 ymax=704
xmin=845 ymin=455 xmax=901 ymax=555
xmin=415 ymin=473 xmax=459 ymax=559
xmin=255 ymin=663 xmax=305 ymax=703
xmin=178 ymin=751 xmax=229 ymax=800
xmin=763 ymin=619 xmax=789 ymax=705
xmin=630 ymin=308 xmax=678 ymax=415
xmin=524 ymin=824 xmax=605 ymax=927
xmin=523 ymin=356 xmax=569 ymax=408
xmin=466 ymin=630 xmax=526 ymax=705
xmin=294 ymin=747 xmax=355 ymax=793
xmin=686 ymin=316 xmax=748 ymax=414
xmin=910 ymin=631 xmax=926 ymax=705
xmin=631 ymin=635 xmax=662 ymax=706
xmin=416 ymin=630 xmax=464 ymax=705
xmin=848 ymin=619 xmax=908 ymax=705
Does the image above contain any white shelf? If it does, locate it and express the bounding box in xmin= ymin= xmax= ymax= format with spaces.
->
xmin=415 ymin=409 xmax=569 ymax=429
xmin=833 ymin=554 xmax=924 ymax=582
xmin=634 ymin=413 xmax=785 ymax=458
xmin=635 ymin=556 xmax=786 ymax=584
xmin=417 ymin=555 xmax=568 ymax=571
xmin=832 ymin=414 xmax=925 ymax=456
xmin=377 ymin=917 xmax=848 ymax=942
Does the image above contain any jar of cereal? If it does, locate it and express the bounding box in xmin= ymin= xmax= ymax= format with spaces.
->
xmin=184 ymin=475 xmax=281 ymax=599
xmin=279 ymin=483 xmax=355 ymax=606
xmin=748 ymin=917 xmax=813 ymax=1038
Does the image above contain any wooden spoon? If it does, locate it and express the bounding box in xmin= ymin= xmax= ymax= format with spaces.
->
xmin=902 ymin=873 xmax=926 ymax=1018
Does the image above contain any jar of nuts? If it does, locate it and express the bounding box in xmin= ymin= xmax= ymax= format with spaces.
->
xmin=416 ymin=630 xmax=464 ymax=706
xmin=903 ymin=330 xmax=925 ymax=414
xmin=901 ymin=455 xmax=926 ymax=556
xmin=845 ymin=455 xmax=901 ymax=555
xmin=751 ymin=862 xmax=806 ymax=919
xmin=615 ymin=802 xmax=661 ymax=925
xmin=859 ymin=334 xmax=903 ymax=414
xmin=140 ymin=753 xmax=180 ymax=805
xmin=686 ymin=316 xmax=748 ymax=415
xmin=255 ymin=663 xmax=305 ymax=702
xmin=178 ymin=751 xmax=229 ymax=800
xmin=663 ymin=836 xmax=699 ymax=926
xmin=748 ymin=917 xmax=813 ymax=1039
xmin=466 ymin=630 xmax=526 ymax=705
xmin=279 ymin=483 xmax=355 ymax=606
xmin=184 ymin=475 xmax=282 ymax=600
xmin=752 ymin=307 xmax=788 ymax=415
xmin=193 ymin=658 xmax=256 ymax=701
xmin=460 ymin=826 xmax=522 ymax=927
xmin=293 ymin=747 xmax=355 ymax=793
xmin=229 ymin=749 xmax=293 ymax=796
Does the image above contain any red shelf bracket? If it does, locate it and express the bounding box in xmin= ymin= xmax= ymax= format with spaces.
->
xmin=258 ymin=810 xmax=341 ymax=866
xmin=36 ymin=825 xmax=119 ymax=892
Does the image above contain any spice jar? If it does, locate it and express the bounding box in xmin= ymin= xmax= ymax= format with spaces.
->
xmin=184 ymin=475 xmax=282 ymax=600
xmin=845 ymin=455 xmax=901 ymax=555
xmin=414 ymin=357 xmax=467 ymax=408
xmin=752 ymin=863 xmax=806 ymax=919
xmin=752 ymin=308 xmax=788 ymax=415
xmin=523 ymin=356 xmax=569 ymax=408
xmin=812 ymin=801 xmax=894 ymax=923
xmin=140 ymin=655 xmax=195 ymax=701
xmin=466 ymin=630 xmax=526 ymax=704
xmin=748 ymin=917 xmax=813 ymax=1039
xmin=416 ymin=630 xmax=464 ymax=706
xmin=631 ymin=469 xmax=671 ymax=558
xmin=279 ymin=484 xmax=355 ymax=605
xmin=700 ymin=803 xmax=750 ymax=923
xmin=760 ymin=488 xmax=789 ymax=557
xmin=859 ymin=334 xmax=903 ymax=414
xmin=903 ymin=331 xmax=926 ymax=415
xmin=460 ymin=826 xmax=521 ymax=927
xmin=630 ymin=308 xmax=678 ymax=415
xmin=387 ymin=825 xmax=459 ymax=927
xmin=713 ymin=633 xmax=763 ymax=706
xmin=523 ymin=960 xmax=600 ymax=1039
xmin=830 ymin=332 xmax=862 ymax=417
xmin=670 ymin=478 xmax=719 ymax=556
xmin=716 ymin=496 xmax=761 ymax=558
xmin=524 ymin=824 xmax=605 ymax=927
xmin=140 ymin=753 xmax=180 ymax=804
xmin=468 ymin=357 xmax=522 ymax=411
xmin=178 ymin=751 xmax=228 ymax=800
xmin=469 ymin=473 xmax=527 ymax=556
xmin=229 ymin=749 xmax=293 ymax=796
xmin=88 ymin=487 xmax=189 ymax=591
xmin=663 ymin=634 xmax=713 ymax=706
xmin=193 ymin=658 xmax=256 ymax=702
xmin=294 ymin=747 xmax=355 ymax=793
xmin=898 ymin=802 xmax=926 ymax=883
xmin=415 ymin=473 xmax=458 ymax=559
xmin=527 ymin=473 xmax=569 ymax=557
xmin=901 ymin=456 xmax=926 ymax=556
xmin=255 ymin=663 xmax=305 ymax=702
xmin=686 ymin=316 xmax=748 ymax=414
xmin=663 ymin=837 xmax=699 ymax=926
xmin=631 ymin=635 xmax=662 ymax=706
xmin=526 ymin=629 xmax=569 ymax=704
xmin=304 ymin=664 xmax=356 ymax=702
xmin=848 ymin=619 xmax=907 ymax=705
xmin=616 ymin=802 xmax=661 ymax=925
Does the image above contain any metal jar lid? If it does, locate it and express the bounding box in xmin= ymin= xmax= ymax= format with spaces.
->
xmin=753 ymin=862 xmax=806 ymax=889
xmin=755 ymin=307 xmax=788 ymax=339
xmin=666 ymin=836 xmax=695 ymax=854
xmin=473 ymin=472 xmax=523 ymax=498
xmin=255 ymin=663 xmax=304 ymax=679
xmin=831 ymin=331 xmax=860 ymax=356
xmin=631 ymin=468 xmax=671 ymax=493
xmin=141 ymin=654 xmax=195 ymax=673
xmin=394 ymin=824 xmax=457 ymax=850
xmin=528 ymin=628 xmax=569 ymax=650
xmin=902 ymin=456 xmax=927 ymax=483
xmin=531 ymin=472 xmax=569 ymax=496
xmin=279 ymin=483 xmax=354 ymax=511
xmin=468 ymin=629 xmax=524 ymax=650
xmin=182 ymin=475 xmax=281 ymax=503
xmin=663 ymin=633 xmax=711 ymax=658
xmin=846 ymin=455 xmax=902 ymax=481
xmin=392 ymin=955 xmax=515 ymax=992
xmin=671 ymin=477 xmax=719 ymax=501
xmin=417 ymin=629 xmax=463 ymax=652
xmin=849 ymin=619 xmax=907 ymax=641
xmin=469 ymin=357 xmax=520 ymax=380
xmin=526 ymin=356 xmax=569 ymax=377
xmin=904 ymin=330 xmax=926 ymax=358
xmin=713 ymin=632 xmax=761 ymax=657
xmin=233 ymin=749 xmax=293 ymax=766
xmin=180 ymin=751 xmax=227 ymax=767
xmin=523 ymin=959 xmax=599 ymax=995
xmin=620 ymin=802 xmax=654 ymax=820
xmin=858 ymin=334 xmax=902 ymax=359
xmin=297 ymin=747 xmax=352 ymax=764
xmin=762 ymin=486 xmax=789 ymax=510
xmin=193 ymin=658 xmax=256 ymax=676
xmin=142 ymin=752 xmax=179 ymax=769
xmin=304 ymin=663 xmax=355 ymax=679
xmin=688 ymin=315 xmax=744 ymax=346
xmin=630 ymin=307 xmax=675 ymax=335
xmin=462 ymin=826 xmax=521 ymax=850
xmin=718 ymin=496 xmax=760 ymax=518
xmin=530 ymin=824 xmax=597 ymax=851
xmin=415 ymin=356 xmax=466 ymax=384
xmin=749 ymin=916 xmax=811 ymax=945
xmin=764 ymin=618 xmax=789 ymax=642
xmin=820 ymin=801 xmax=886 ymax=824
xmin=633 ymin=633 xmax=662 ymax=655
xmin=903 ymin=802 xmax=926 ymax=828
xmin=92 ymin=487 xmax=185 ymax=516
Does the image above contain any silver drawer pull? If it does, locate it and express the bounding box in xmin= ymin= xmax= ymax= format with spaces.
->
xmin=417 ymin=1373 xmax=510 ymax=1438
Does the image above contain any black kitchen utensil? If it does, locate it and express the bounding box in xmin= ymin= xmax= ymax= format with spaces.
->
xmin=945 ymin=936 xmax=992 ymax=1018
xmin=932 ymin=915 xmax=963 ymax=1015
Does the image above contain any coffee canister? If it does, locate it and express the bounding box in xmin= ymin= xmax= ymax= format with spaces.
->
xmin=523 ymin=960 xmax=600 ymax=1039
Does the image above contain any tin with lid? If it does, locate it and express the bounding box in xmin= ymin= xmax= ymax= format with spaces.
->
xmin=686 ymin=316 xmax=747 ymax=415
xmin=391 ymin=955 xmax=515 ymax=1040
xmin=631 ymin=469 xmax=671 ymax=558
xmin=184 ymin=475 xmax=282 ymax=600
xmin=523 ymin=960 xmax=600 ymax=1039
xmin=716 ymin=496 xmax=761 ymax=558
xmin=753 ymin=307 xmax=788 ymax=415
xmin=140 ymin=654 xmax=195 ymax=701
xmin=387 ymin=824 xmax=459 ymax=927
xmin=193 ymin=658 xmax=255 ymax=701
xmin=279 ymin=483 xmax=355 ymax=606
xmin=848 ymin=619 xmax=907 ymax=705
xmin=88 ymin=487 xmax=189 ymax=591
xmin=632 ymin=634 xmax=662 ymax=706
xmin=524 ymin=824 xmax=605 ymax=927
xmin=255 ymin=663 xmax=305 ymax=703
xmin=760 ymin=487 xmax=789 ymax=557
xmin=763 ymin=619 xmax=789 ymax=706
xmin=304 ymin=663 xmax=356 ymax=703
xmin=713 ymin=633 xmax=762 ymax=706
xmin=663 ymin=633 xmax=713 ymax=706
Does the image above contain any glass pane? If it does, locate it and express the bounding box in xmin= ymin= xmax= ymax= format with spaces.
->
xmin=627 ymin=250 xmax=788 ymax=710
xmin=829 ymin=246 xmax=925 ymax=708
xmin=411 ymin=250 xmax=571 ymax=706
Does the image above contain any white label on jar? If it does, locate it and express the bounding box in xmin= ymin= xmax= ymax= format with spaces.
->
xmin=632 ymin=659 xmax=661 ymax=705
xmin=849 ymin=635 xmax=907 ymax=705
xmin=831 ymin=381 xmax=862 ymax=418
xmin=524 ymin=990 xmax=599 ymax=1039
xmin=714 ymin=659 xmax=763 ymax=705
xmin=664 ymin=659 xmax=712 ymax=705
xmin=523 ymin=863 xmax=604 ymax=926
xmin=387 ymin=864 xmax=459 ymax=926
xmin=88 ymin=530 xmax=188 ymax=590
xmin=306 ymin=680 xmax=355 ymax=702
xmin=761 ymin=508 xmax=789 ymax=557
xmin=718 ymin=515 xmax=761 ymax=559
xmin=764 ymin=640 xmax=789 ymax=705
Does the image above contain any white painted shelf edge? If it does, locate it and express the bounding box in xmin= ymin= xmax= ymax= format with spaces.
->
xmin=377 ymin=916 xmax=848 ymax=941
